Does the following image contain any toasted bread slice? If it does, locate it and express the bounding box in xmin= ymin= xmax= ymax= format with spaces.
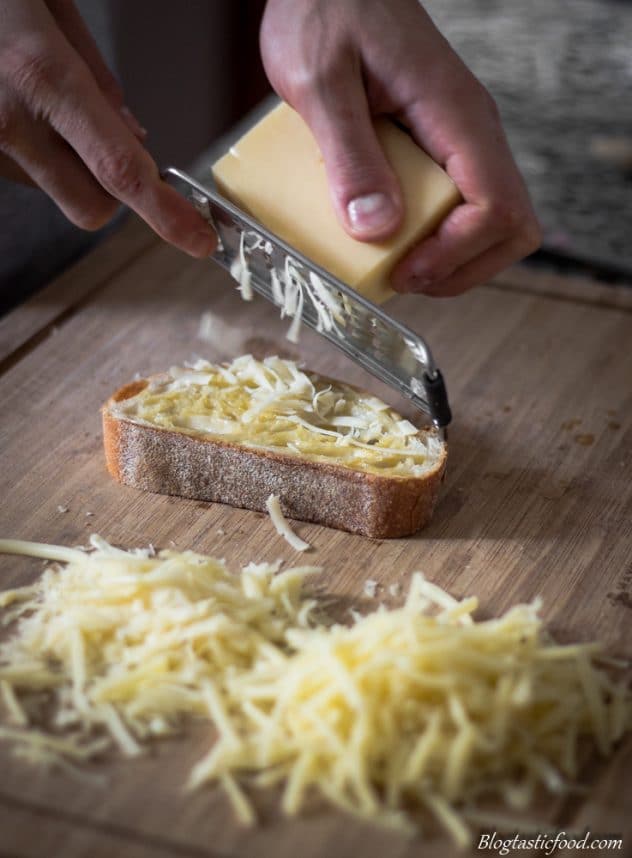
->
xmin=102 ymin=356 xmax=447 ymax=538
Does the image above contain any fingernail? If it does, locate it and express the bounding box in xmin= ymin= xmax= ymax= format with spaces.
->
xmin=190 ymin=229 xmax=216 ymax=258
xmin=347 ymin=192 xmax=398 ymax=234
xmin=121 ymin=105 xmax=147 ymax=139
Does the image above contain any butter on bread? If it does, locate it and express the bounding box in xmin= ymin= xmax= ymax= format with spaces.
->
xmin=102 ymin=355 xmax=447 ymax=538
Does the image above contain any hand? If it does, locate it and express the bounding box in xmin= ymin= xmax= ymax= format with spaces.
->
xmin=0 ymin=0 xmax=216 ymax=258
xmin=261 ymin=0 xmax=541 ymax=296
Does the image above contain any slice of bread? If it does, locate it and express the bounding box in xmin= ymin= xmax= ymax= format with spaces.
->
xmin=102 ymin=356 xmax=447 ymax=538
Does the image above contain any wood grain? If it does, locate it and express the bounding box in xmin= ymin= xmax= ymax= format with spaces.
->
xmin=0 ymin=789 xmax=217 ymax=858
xmin=0 ymin=216 xmax=631 ymax=857
xmin=492 ymin=263 xmax=632 ymax=312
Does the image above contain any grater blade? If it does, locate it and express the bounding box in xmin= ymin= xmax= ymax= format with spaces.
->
xmin=164 ymin=167 xmax=451 ymax=430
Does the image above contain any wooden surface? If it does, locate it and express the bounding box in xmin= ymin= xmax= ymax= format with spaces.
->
xmin=0 ymin=217 xmax=631 ymax=858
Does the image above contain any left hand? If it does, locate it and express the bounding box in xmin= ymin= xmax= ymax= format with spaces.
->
xmin=260 ymin=0 xmax=541 ymax=296
xmin=0 ymin=0 xmax=217 ymax=258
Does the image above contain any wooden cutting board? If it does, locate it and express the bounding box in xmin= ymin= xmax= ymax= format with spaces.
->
xmin=1 ymin=216 xmax=631 ymax=858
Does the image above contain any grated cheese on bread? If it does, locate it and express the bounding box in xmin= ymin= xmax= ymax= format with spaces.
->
xmin=102 ymin=355 xmax=447 ymax=538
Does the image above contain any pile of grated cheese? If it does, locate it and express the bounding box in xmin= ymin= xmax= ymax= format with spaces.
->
xmin=112 ymin=354 xmax=443 ymax=478
xmin=0 ymin=537 xmax=629 ymax=847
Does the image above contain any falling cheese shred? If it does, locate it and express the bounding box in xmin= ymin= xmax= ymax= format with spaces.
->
xmin=266 ymin=494 xmax=310 ymax=552
xmin=226 ymin=229 xmax=348 ymax=344
xmin=0 ymin=536 xmax=629 ymax=847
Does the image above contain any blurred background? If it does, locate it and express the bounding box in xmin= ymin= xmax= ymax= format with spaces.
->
xmin=1 ymin=0 xmax=631 ymax=312
xmin=425 ymin=0 xmax=632 ymax=279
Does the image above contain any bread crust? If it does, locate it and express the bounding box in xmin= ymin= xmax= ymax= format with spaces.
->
xmin=102 ymin=378 xmax=447 ymax=539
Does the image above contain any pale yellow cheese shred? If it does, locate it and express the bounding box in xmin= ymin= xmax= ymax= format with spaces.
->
xmin=0 ymin=535 xmax=629 ymax=848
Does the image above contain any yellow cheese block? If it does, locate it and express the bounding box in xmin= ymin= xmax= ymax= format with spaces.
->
xmin=212 ymin=102 xmax=461 ymax=304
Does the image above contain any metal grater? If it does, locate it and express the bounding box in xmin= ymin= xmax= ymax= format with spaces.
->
xmin=165 ymin=167 xmax=451 ymax=432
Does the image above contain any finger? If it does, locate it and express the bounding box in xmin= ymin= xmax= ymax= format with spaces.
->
xmin=394 ymin=98 xmax=540 ymax=293
xmin=0 ymin=152 xmax=35 ymax=185
xmin=294 ymin=58 xmax=403 ymax=241
xmin=119 ymin=105 xmax=147 ymax=141
xmin=408 ymin=236 xmax=535 ymax=298
xmin=2 ymin=102 xmax=119 ymax=229
xmin=402 ymin=77 xmax=522 ymax=205
xmin=391 ymin=201 xmax=502 ymax=292
xmin=12 ymin=37 xmax=216 ymax=257
xmin=44 ymin=0 xmax=146 ymax=139
xmin=44 ymin=0 xmax=122 ymax=103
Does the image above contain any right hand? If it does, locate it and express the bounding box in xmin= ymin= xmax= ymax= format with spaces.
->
xmin=261 ymin=0 xmax=540 ymax=296
xmin=0 ymin=0 xmax=217 ymax=258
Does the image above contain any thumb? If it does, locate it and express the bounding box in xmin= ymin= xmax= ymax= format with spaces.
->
xmin=297 ymin=81 xmax=403 ymax=242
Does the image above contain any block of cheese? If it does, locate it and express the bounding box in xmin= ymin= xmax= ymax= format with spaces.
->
xmin=212 ymin=102 xmax=460 ymax=304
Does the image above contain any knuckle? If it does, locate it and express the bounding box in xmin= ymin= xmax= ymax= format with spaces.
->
xmin=93 ymin=148 xmax=143 ymax=198
xmin=71 ymin=197 xmax=118 ymax=231
xmin=292 ymin=51 xmax=349 ymax=108
xmin=292 ymin=67 xmax=326 ymax=107
xmin=485 ymin=200 xmax=527 ymax=237
xmin=484 ymin=201 xmax=542 ymax=256
xmin=2 ymin=39 xmax=62 ymax=99
xmin=519 ymin=217 xmax=542 ymax=255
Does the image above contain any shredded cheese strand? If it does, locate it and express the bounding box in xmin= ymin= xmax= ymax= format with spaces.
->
xmin=226 ymin=230 xmax=347 ymax=343
xmin=265 ymin=495 xmax=310 ymax=552
xmin=0 ymin=538 xmax=629 ymax=846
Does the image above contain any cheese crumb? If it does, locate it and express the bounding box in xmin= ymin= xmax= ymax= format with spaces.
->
xmin=56 ymin=506 xmax=69 ymax=514
xmin=364 ymin=579 xmax=378 ymax=598
xmin=198 ymin=311 xmax=217 ymax=343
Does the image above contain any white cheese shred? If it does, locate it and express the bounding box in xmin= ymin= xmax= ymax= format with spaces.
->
xmin=0 ymin=537 xmax=629 ymax=847
xmin=223 ymin=228 xmax=346 ymax=343
xmin=0 ymin=679 xmax=28 ymax=726
xmin=265 ymin=494 xmax=310 ymax=552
